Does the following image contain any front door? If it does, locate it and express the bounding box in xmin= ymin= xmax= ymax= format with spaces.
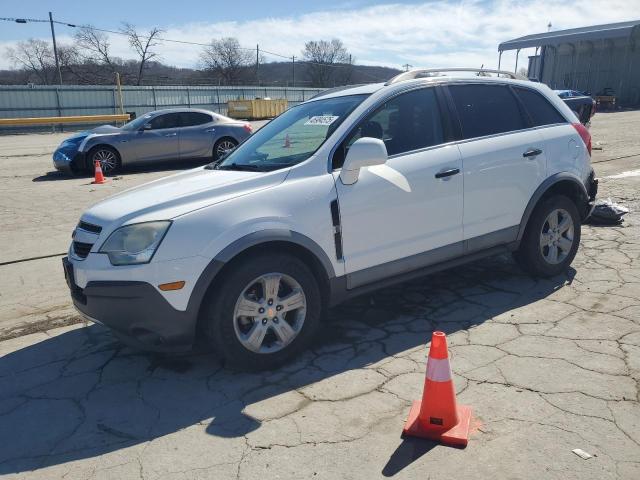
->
xmin=334 ymin=87 xmax=463 ymax=289
xmin=134 ymin=112 xmax=181 ymax=163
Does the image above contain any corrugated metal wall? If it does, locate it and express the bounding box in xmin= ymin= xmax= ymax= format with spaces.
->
xmin=536 ymin=34 xmax=640 ymax=106
xmin=0 ymin=85 xmax=324 ymax=128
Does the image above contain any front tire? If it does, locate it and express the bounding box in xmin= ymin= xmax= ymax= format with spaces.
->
xmin=86 ymin=146 xmax=121 ymax=175
xmin=514 ymin=195 xmax=581 ymax=277
xmin=201 ymin=253 xmax=322 ymax=370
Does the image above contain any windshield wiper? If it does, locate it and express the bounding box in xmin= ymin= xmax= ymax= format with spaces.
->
xmin=214 ymin=163 xmax=265 ymax=172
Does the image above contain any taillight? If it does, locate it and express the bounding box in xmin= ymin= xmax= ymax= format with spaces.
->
xmin=572 ymin=122 xmax=591 ymax=156
xmin=243 ymin=123 xmax=253 ymax=133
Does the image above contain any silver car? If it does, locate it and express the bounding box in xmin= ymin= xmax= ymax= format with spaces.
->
xmin=53 ymin=108 xmax=253 ymax=175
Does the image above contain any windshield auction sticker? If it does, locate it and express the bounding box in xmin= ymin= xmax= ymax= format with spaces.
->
xmin=305 ymin=115 xmax=339 ymax=126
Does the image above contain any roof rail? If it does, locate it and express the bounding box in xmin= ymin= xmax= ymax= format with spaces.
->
xmin=385 ymin=68 xmax=528 ymax=85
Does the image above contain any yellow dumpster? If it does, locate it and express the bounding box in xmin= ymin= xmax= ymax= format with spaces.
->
xmin=227 ymin=99 xmax=288 ymax=120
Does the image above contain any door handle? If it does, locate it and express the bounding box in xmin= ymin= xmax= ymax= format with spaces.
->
xmin=523 ymin=148 xmax=543 ymax=158
xmin=205 ymin=128 xmax=215 ymax=133
xmin=165 ymin=132 xmax=177 ymax=137
xmin=435 ymin=168 xmax=460 ymax=179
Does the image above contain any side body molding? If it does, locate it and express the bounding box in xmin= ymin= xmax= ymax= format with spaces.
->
xmin=517 ymin=172 xmax=588 ymax=242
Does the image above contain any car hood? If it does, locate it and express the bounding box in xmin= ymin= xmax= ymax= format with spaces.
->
xmin=90 ymin=125 xmax=123 ymax=134
xmin=81 ymin=166 xmax=288 ymax=229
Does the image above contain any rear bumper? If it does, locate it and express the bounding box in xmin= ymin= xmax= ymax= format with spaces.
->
xmin=584 ymin=169 xmax=598 ymax=218
xmin=63 ymin=257 xmax=198 ymax=352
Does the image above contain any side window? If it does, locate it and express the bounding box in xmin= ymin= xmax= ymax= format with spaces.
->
xmin=513 ymin=87 xmax=567 ymax=127
xmin=449 ymin=84 xmax=527 ymax=139
xmin=180 ymin=112 xmax=213 ymax=127
xmin=333 ymin=88 xmax=444 ymax=168
xmin=149 ymin=113 xmax=181 ymax=130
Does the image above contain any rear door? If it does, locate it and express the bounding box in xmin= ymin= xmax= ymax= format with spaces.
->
xmin=511 ymin=86 xmax=576 ymax=176
xmin=179 ymin=111 xmax=216 ymax=159
xmin=134 ymin=112 xmax=181 ymax=163
xmin=447 ymin=83 xmax=547 ymax=248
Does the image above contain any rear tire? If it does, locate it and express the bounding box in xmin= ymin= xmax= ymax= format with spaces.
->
xmin=213 ymin=137 xmax=238 ymax=161
xmin=201 ymin=253 xmax=322 ymax=370
xmin=514 ymin=195 xmax=581 ymax=277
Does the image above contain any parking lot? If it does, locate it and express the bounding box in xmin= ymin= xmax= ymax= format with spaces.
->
xmin=1 ymin=111 xmax=639 ymax=479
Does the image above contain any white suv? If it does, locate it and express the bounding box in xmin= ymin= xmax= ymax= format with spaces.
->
xmin=63 ymin=69 xmax=598 ymax=369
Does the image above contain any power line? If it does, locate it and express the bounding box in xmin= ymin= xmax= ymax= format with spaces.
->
xmin=1 ymin=15 xmax=385 ymax=79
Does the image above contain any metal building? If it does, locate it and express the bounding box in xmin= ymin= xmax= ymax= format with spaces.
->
xmin=498 ymin=20 xmax=640 ymax=106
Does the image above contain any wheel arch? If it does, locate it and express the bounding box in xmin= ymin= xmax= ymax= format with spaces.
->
xmin=517 ymin=173 xmax=589 ymax=242
xmin=84 ymin=143 xmax=122 ymax=171
xmin=187 ymin=229 xmax=336 ymax=333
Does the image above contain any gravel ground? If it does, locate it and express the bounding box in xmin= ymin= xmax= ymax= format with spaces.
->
xmin=0 ymin=112 xmax=639 ymax=479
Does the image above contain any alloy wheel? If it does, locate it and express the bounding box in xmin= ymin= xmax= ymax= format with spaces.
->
xmin=92 ymin=149 xmax=117 ymax=174
xmin=216 ymin=140 xmax=236 ymax=159
xmin=232 ymin=273 xmax=307 ymax=354
xmin=540 ymin=208 xmax=574 ymax=264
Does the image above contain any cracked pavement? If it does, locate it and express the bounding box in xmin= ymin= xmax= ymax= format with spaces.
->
xmin=1 ymin=112 xmax=639 ymax=479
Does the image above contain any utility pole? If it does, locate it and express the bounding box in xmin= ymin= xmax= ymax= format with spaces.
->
xmin=49 ymin=11 xmax=63 ymax=85
xmin=256 ymin=44 xmax=260 ymax=86
xmin=292 ymin=55 xmax=295 ymax=87
xmin=402 ymin=63 xmax=412 ymax=72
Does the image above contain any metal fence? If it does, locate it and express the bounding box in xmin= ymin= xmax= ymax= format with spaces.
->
xmin=0 ymin=84 xmax=325 ymax=132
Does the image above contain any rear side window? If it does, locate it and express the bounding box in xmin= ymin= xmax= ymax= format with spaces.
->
xmin=449 ymin=84 xmax=526 ymax=139
xmin=514 ymin=87 xmax=566 ymax=126
xmin=180 ymin=112 xmax=213 ymax=127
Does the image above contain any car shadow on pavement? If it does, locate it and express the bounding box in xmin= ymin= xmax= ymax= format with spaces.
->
xmin=0 ymin=255 xmax=574 ymax=475
xmin=32 ymin=159 xmax=210 ymax=182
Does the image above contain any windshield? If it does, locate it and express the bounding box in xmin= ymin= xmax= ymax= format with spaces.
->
xmin=121 ymin=113 xmax=154 ymax=131
xmin=212 ymin=94 xmax=368 ymax=172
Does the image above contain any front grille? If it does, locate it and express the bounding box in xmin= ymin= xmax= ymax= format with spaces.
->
xmin=73 ymin=241 xmax=93 ymax=259
xmin=78 ymin=221 xmax=102 ymax=234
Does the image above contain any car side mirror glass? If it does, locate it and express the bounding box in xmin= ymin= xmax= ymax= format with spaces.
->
xmin=141 ymin=123 xmax=152 ymax=131
xmin=339 ymin=137 xmax=388 ymax=185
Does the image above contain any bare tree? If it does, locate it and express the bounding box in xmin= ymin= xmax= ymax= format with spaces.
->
xmin=302 ymin=39 xmax=351 ymax=87
xmin=6 ymin=39 xmax=55 ymax=84
xmin=74 ymin=26 xmax=117 ymax=74
xmin=121 ymin=23 xmax=163 ymax=86
xmin=200 ymin=37 xmax=253 ymax=85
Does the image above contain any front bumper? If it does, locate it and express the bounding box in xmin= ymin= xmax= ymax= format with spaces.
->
xmin=53 ymin=148 xmax=85 ymax=175
xmin=63 ymin=256 xmax=199 ymax=352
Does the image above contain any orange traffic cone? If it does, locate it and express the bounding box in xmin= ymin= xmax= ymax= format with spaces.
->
xmin=402 ymin=331 xmax=472 ymax=447
xmin=283 ymin=133 xmax=291 ymax=148
xmin=91 ymin=160 xmax=108 ymax=184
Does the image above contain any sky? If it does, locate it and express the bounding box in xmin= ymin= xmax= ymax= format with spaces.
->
xmin=1 ymin=0 xmax=639 ymax=72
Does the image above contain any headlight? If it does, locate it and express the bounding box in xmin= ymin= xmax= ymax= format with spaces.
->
xmin=100 ymin=221 xmax=171 ymax=265
xmin=59 ymin=137 xmax=85 ymax=149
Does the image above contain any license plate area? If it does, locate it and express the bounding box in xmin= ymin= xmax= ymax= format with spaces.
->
xmin=63 ymin=257 xmax=75 ymax=289
xmin=62 ymin=257 xmax=87 ymax=304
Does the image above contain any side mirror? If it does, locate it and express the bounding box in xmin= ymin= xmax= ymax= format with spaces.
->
xmin=140 ymin=123 xmax=152 ymax=131
xmin=340 ymin=137 xmax=388 ymax=185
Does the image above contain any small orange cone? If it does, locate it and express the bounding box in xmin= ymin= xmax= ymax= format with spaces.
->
xmin=283 ymin=133 xmax=291 ymax=148
xmin=402 ymin=331 xmax=472 ymax=447
xmin=91 ymin=160 xmax=108 ymax=184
